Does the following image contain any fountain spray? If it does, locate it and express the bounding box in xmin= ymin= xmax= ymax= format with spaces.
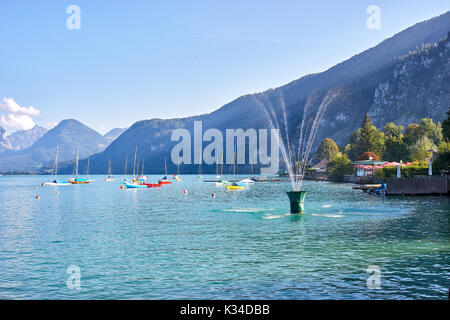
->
xmin=253 ymin=89 xmax=338 ymax=213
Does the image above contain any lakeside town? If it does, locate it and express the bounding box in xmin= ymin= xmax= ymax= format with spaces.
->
xmin=295 ymin=111 xmax=450 ymax=196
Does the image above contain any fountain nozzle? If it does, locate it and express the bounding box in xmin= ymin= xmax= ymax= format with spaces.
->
xmin=286 ymin=191 xmax=306 ymax=213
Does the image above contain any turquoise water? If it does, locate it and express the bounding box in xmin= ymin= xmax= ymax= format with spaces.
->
xmin=0 ymin=175 xmax=448 ymax=299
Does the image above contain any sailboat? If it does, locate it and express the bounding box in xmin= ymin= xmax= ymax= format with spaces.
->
xmin=46 ymin=146 xmax=70 ymax=186
xmin=158 ymin=156 xmax=172 ymax=185
xmin=215 ymin=151 xmax=222 ymax=179
xmin=226 ymin=140 xmax=248 ymax=190
xmin=122 ymin=147 xmax=148 ymax=189
xmin=104 ymin=160 xmax=115 ymax=181
xmin=173 ymin=161 xmax=182 ymax=182
xmin=69 ymin=148 xmax=92 ymax=184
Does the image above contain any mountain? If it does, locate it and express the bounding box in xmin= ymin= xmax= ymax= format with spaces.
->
xmin=104 ymin=127 xmax=128 ymax=144
xmin=0 ymin=119 xmax=109 ymax=171
xmin=69 ymin=12 xmax=449 ymax=175
xmin=8 ymin=125 xmax=47 ymax=151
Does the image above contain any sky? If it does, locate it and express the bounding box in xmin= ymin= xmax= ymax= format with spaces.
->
xmin=0 ymin=0 xmax=449 ymax=134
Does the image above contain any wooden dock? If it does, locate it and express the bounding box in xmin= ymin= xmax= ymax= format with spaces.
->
xmin=386 ymin=176 xmax=449 ymax=196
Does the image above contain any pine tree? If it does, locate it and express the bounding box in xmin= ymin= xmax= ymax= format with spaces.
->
xmin=358 ymin=114 xmax=384 ymax=158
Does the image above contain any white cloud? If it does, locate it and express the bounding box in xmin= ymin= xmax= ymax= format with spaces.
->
xmin=0 ymin=114 xmax=36 ymax=130
xmin=0 ymin=97 xmax=41 ymax=116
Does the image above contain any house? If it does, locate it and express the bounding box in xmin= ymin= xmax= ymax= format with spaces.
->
xmin=310 ymin=158 xmax=329 ymax=180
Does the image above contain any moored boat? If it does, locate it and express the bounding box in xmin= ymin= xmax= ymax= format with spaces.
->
xmin=239 ymin=178 xmax=255 ymax=185
xmin=46 ymin=146 xmax=70 ymax=186
xmin=158 ymin=176 xmax=172 ymax=185
xmin=104 ymin=160 xmax=115 ymax=181
xmin=226 ymin=182 xmax=249 ymax=190
xmin=122 ymin=181 xmax=148 ymax=188
xmin=69 ymin=148 xmax=93 ymax=184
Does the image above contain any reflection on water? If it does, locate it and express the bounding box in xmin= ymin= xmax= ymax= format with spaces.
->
xmin=0 ymin=175 xmax=448 ymax=299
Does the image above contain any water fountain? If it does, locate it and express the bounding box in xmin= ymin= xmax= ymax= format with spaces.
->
xmin=253 ymin=89 xmax=337 ymax=213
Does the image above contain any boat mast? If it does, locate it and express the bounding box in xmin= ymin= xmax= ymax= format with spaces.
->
xmin=233 ymin=138 xmax=236 ymax=181
xmin=164 ymin=156 xmax=167 ymax=175
xmin=132 ymin=146 xmax=137 ymax=177
xmin=86 ymin=157 xmax=90 ymax=178
xmin=124 ymin=156 xmax=128 ymax=176
xmin=216 ymin=153 xmax=218 ymax=176
xmin=220 ymin=148 xmax=223 ymax=177
xmin=108 ymin=160 xmax=112 ymax=177
xmin=198 ymin=150 xmax=202 ymax=176
xmin=136 ymin=158 xmax=140 ymax=177
xmin=54 ymin=145 xmax=59 ymax=179
xmin=74 ymin=147 xmax=79 ymax=177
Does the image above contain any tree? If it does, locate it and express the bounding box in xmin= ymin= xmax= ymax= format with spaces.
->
xmin=383 ymin=122 xmax=409 ymax=161
xmin=383 ymin=122 xmax=403 ymax=138
xmin=345 ymin=114 xmax=384 ymax=160
xmin=316 ymin=138 xmax=340 ymax=161
xmin=432 ymin=141 xmax=450 ymax=172
xmin=326 ymin=154 xmax=354 ymax=181
xmin=404 ymin=123 xmax=421 ymax=146
xmin=410 ymin=136 xmax=437 ymax=161
xmin=441 ymin=108 xmax=450 ymax=142
xmin=346 ymin=129 xmax=363 ymax=161
xmin=417 ymin=118 xmax=443 ymax=146
xmin=404 ymin=119 xmax=443 ymax=147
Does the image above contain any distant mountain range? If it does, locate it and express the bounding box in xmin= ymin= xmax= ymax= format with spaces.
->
xmin=8 ymin=125 xmax=48 ymax=151
xmin=1 ymin=12 xmax=449 ymax=174
xmin=0 ymin=120 xmax=124 ymax=171
xmin=0 ymin=125 xmax=47 ymax=152
xmin=104 ymin=127 xmax=128 ymax=144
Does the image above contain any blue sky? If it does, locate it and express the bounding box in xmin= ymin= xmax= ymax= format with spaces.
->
xmin=0 ymin=0 xmax=449 ymax=134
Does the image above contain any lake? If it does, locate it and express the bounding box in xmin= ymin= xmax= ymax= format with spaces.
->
xmin=0 ymin=175 xmax=448 ymax=299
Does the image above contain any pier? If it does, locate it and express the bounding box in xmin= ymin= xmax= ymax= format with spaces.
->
xmin=386 ymin=176 xmax=449 ymax=196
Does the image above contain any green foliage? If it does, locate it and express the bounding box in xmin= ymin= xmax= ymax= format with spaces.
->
xmin=316 ymin=138 xmax=340 ymax=161
xmin=383 ymin=122 xmax=409 ymax=161
xmin=326 ymin=154 xmax=354 ymax=182
xmin=417 ymin=118 xmax=443 ymax=146
xmin=346 ymin=129 xmax=363 ymax=160
xmin=404 ymin=124 xmax=421 ymax=146
xmin=384 ymin=122 xmax=404 ymax=138
xmin=432 ymin=141 xmax=450 ymax=172
xmin=345 ymin=114 xmax=384 ymax=160
xmin=404 ymin=119 xmax=442 ymax=147
xmin=343 ymin=116 xmax=444 ymax=164
xmin=375 ymin=162 xmax=429 ymax=178
xmin=360 ymin=114 xmax=385 ymax=157
xmin=410 ymin=136 xmax=437 ymax=161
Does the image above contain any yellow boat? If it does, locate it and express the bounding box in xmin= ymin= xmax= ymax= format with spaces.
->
xmin=226 ymin=184 xmax=248 ymax=190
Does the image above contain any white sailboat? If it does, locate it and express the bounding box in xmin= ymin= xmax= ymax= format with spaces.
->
xmin=46 ymin=146 xmax=70 ymax=186
xmin=173 ymin=161 xmax=182 ymax=181
xmin=104 ymin=160 xmax=115 ymax=181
